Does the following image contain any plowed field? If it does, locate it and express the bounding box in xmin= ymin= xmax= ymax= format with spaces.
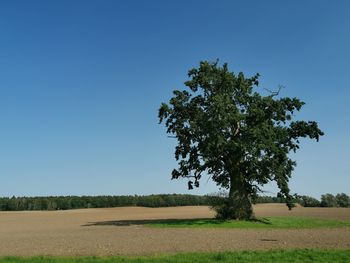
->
xmin=1 ymin=204 xmax=349 ymax=256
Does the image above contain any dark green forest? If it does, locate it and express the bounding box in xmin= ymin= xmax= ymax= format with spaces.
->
xmin=0 ymin=193 xmax=348 ymax=211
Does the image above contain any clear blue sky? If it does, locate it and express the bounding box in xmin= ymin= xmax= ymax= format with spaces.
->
xmin=0 ymin=0 xmax=349 ymax=198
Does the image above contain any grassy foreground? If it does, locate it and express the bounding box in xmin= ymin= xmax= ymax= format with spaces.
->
xmin=146 ymin=217 xmax=350 ymax=229
xmin=1 ymin=250 xmax=350 ymax=263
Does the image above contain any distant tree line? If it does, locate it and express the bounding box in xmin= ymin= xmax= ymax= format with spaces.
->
xmin=0 ymin=193 xmax=348 ymax=211
xmin=0 ymin=194 xmax=207 ymax=211
xmin=293 ymin=193 xmax=350 ymax=208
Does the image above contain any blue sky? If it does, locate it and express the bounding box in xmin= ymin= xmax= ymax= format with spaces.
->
xmin=0 ymin=0 xmax=349 ymax=198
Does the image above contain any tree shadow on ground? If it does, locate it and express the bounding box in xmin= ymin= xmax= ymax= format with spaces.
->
xmin=82 ymin=217 xmax=271 ymax=227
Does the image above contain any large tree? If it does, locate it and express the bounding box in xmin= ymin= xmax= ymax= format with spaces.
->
xmin=158 ymin=61 xmax=324 ymax=219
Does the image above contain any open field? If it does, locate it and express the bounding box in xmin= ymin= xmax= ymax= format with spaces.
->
xmin=0 ymin=204 xmax=349 ymax=256
xmin=1 ymin=250 xmax=350 ymax=263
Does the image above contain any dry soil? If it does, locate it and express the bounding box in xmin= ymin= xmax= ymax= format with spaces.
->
xmin=0 ymin=204 xmax=349 ymax=256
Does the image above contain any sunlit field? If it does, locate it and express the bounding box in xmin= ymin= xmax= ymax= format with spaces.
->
xmin=1 ymin=204 xmax=349 ymax=257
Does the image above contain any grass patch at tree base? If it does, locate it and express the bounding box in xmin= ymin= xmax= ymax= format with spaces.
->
xmin=1 ymin=249 xmax=350 ymax=263
xmin=145 ymin=217 xmax=350 ymax=229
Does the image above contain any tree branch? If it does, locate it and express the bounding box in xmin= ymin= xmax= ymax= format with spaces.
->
xmin=264 ymin=85 xmax=284 ymax=97
xmin=233 ymin=121 xmax=240 ymax=136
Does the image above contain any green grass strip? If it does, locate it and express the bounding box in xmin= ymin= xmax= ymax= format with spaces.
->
xmin=1 ymin=249 xmax=350 ymax=263
xmin=146 ymin=217 xmax=350 ymax=229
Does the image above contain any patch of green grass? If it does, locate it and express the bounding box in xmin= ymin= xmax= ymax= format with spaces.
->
xmin=1 ymin=250 xmax=350 ymax=263
xmin=146 ymin=217 xmax=350 ymax=229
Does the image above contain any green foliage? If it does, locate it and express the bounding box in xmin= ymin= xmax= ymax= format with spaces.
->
xmin=321 ymin=194 xmax=338 ymax=207
xmin=294 ymin=195 xmax=321 ymax=207
xmin=1 ymin=250 xmax=350 ymax=263
xmin=0 ymin=194 xmax=208 ymax=211
xmin=254 ymin=195 xmax=285 ymax=204
xmin=335 ymin=193 xmax=350 ymax=207
xmin=207 ymin=192 xmax=233 ymax=219
xmin=159 ymin=61 xmax=324 ymax=218
xmin=320 ymin=193 xmax=350 ymax=207
xmin=0 ymin=193 xmax=347 ymax=211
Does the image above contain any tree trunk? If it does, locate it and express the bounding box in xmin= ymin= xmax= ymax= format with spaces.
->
xmin=227 ymin=174 xmax=253 ymax=220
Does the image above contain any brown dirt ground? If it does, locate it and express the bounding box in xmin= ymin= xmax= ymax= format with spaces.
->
xmin=0 ymin=204 xmax=349 ymax=256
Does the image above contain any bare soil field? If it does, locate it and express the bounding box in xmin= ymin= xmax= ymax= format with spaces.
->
xmin=0 ymin=204 xmax=349 ymax=256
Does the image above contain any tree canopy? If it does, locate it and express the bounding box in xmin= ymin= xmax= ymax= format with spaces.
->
xmin=158 ymin=61 xmax=324 ymax=219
